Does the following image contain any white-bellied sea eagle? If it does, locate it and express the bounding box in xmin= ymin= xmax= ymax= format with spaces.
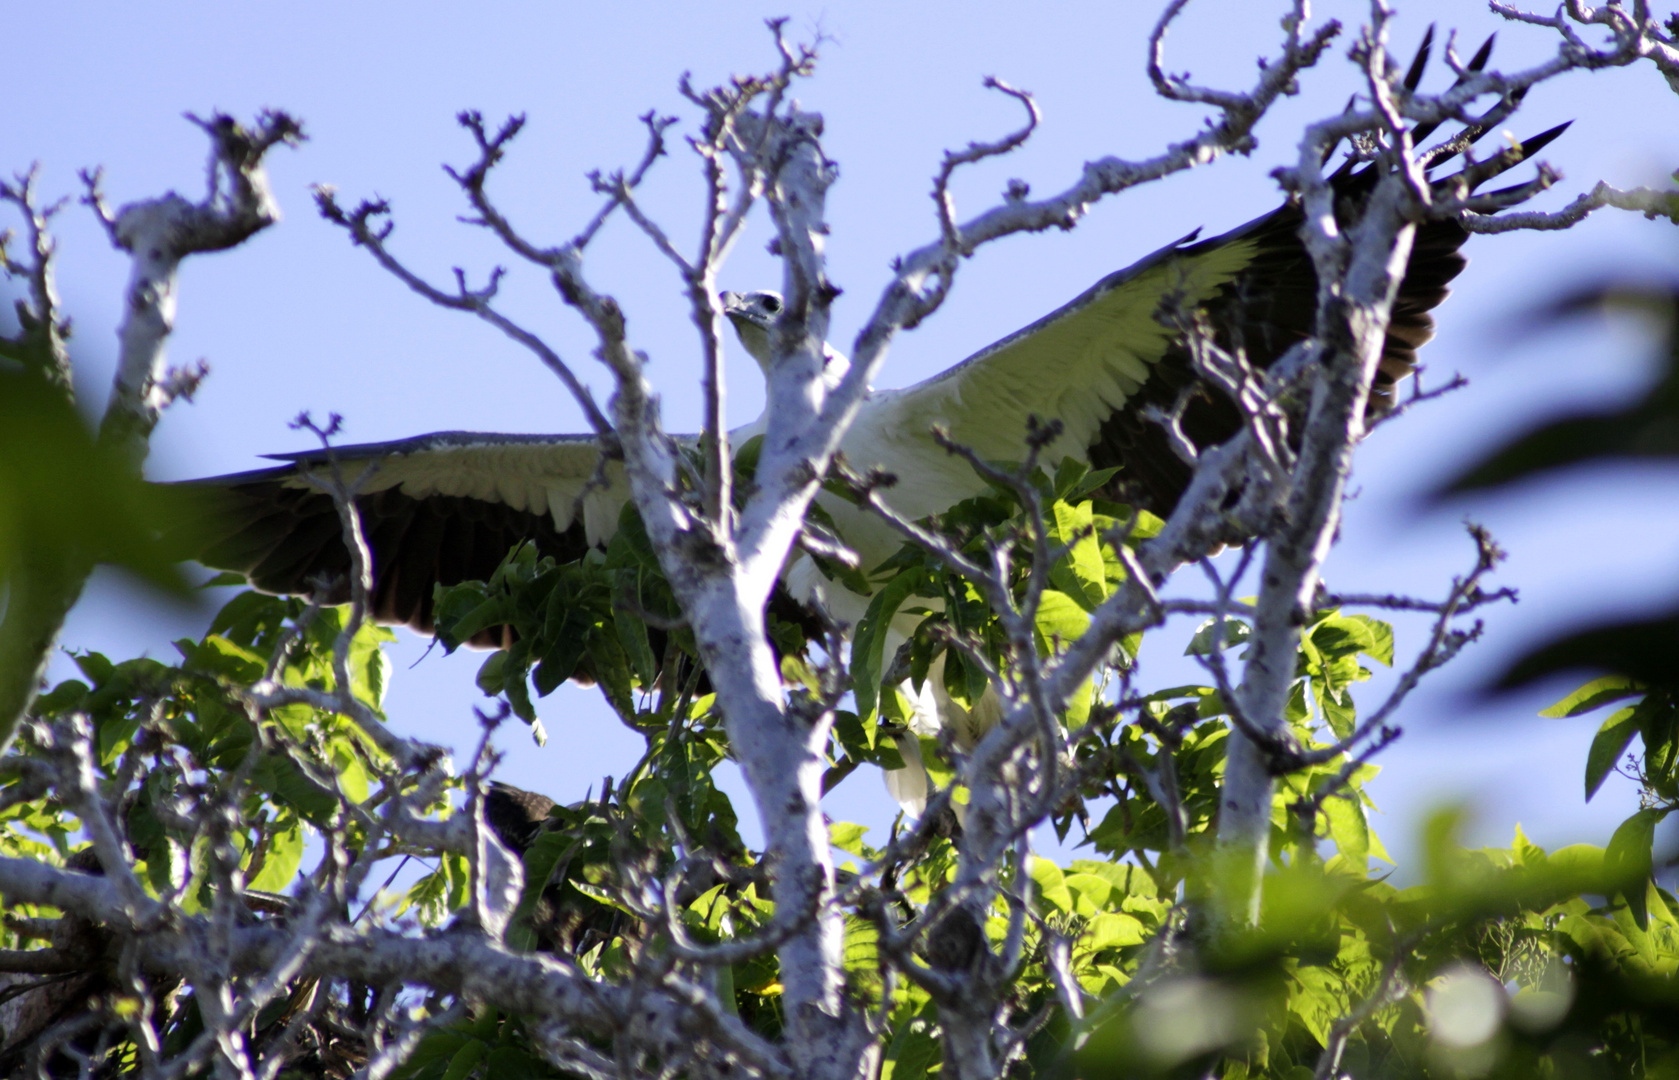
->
xmin=184 ymin=60 xmax=1563 ymax=802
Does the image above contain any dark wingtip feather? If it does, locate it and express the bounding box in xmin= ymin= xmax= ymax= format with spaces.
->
xmin=1517 ymin=120 xmax=1572 ymax=159
xmin=1411 ymin=32 xmax=1500 ymax=147
xmin=1404 ymin=26 xmax=1435 ymax=92
xmin=1433 ymin=120 xmax=1572 ymax=193
xmin=1468 ymin=33 xmax=1496 ymax=72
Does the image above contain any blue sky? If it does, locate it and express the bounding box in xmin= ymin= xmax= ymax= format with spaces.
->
xmin=10 ymin=0 xmax=1679 ymax=869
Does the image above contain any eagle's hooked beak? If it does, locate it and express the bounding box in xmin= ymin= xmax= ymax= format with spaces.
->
xmin=720 ymin=290 xmax=783 ymax=370
xmin=720 ymin=290 xmax=850 ymax=387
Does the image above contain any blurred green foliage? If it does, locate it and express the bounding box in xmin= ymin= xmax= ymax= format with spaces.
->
xmin=1445 ymin=287 xmax=1679 ymax=694
xmin=0 ymin=369 xmax=188 ymax=596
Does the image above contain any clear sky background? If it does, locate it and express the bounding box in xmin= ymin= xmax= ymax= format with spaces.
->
xmin=9 ymin=0 xmax=1679 ymax=873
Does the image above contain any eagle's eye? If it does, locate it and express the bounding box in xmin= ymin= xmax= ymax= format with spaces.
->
xmin=761 ymin=295 xmax=782 ymax=314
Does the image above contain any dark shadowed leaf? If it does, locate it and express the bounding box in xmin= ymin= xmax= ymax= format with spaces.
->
xmin=1439 ymin=286 xmax=1679 ymax=494
xmin=0 ymin=372 xmax=189 ymax=593
xmin=851 ymin=567 xmax=925 ymax=724
xmin=1585 ymin=706 xmax=1640 ymax=801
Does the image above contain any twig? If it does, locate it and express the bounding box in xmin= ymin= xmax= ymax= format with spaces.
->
xmin=1312 ymin=937 xmax=1413 ymax=1080
xmin=0 ymin=164 xmax=72 ymax=390
xmin=932 ymin=78 xmax=1041 ymax=258
xmin=315 ymin=189 xmax=617 ymax=443
xmin=1462 ymin=179 xmax=1679 ymax=232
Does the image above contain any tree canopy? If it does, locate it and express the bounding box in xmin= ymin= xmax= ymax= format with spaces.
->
xmin=5 ymin=4 xmax=1679 ymax=1079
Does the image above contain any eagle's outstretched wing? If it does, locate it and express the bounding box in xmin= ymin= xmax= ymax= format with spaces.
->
xmin=188 ymin=432 xmax=625 ymax=638
xmin=859 ymin=121 xmax=1568 ymax=521
xmin=184 ymin=39 xmax=1566 ymax=655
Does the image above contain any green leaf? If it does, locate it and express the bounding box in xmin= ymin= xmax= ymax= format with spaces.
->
xmin=829 ymin=821 xmax=870 ymax=857
xmin=1322 ymin=794 xmax=1369 ymax=872
xmin=1141 ymin=685 xmax=1218 ymax=705
xmin=1029 ymin=857 xmax=1073 ymax=914
xmin=1048 ymin=500 xmax=1107 ymax=609
xmin=1062 ymin=872 xmax=1117 ymax=912
xmin=347 ymin=622 xmax=395 ymax=709
xmin=0 ymin=371 xmax=190 ymax=597
xmin=332 ymin=743 xmax=370 ymax=803
xmin=1069 ymin=859 xmax=1159 ymax=898
xmin=1606 ymin=808 xmax=1668 ymax=929
xmin=1542 ymin=674 xmax=1647 ymax=717
xmin=611 ymin=570 xmax=659 ymax=688
xmin=476 ymin=652 xmax=511 ymax=696
xmin=1343 ymin=614 xmax=1394 ymax=666
xmin=1312 ymin=677 xmax=1357 ymax=741
xmin=941 ymin=647 xmax=987 ymax=711
xmin=1284 ymin=679 xmax=1311 ymax=725
xmin=1290 ymin=966 xmax=1347 ymax=1048
xmin=1066 ymin=463 xmax=1121 ymax=502
xmin=439 ymin=1039 xmax=486 ymax=1080
xmin=1585 ymin=706 xmax=1640 ymax=801
xmin=843 ymin=913 xmax=880 ymax=972
xmin=505 ymin=676 xmax=537 ymax=724
xmin=834 ymin=708 xmax=904 ymax=768
xmin=1186 ymin=617 xmax=1250 ymax=656
xmin=1051 ymin=456 xmax=1091 ymax=500
xmin=1310 ymin=614 xmax=1378 ymax=660
xmin=1083 ymin=911 xmax=1147 ymax=951
xmin=246 ymin=820 xmax=303 ymax=893
xmin=851 ymin=568 xmax=925 ymax=724
xmin=1032 ymin=589 xmax=1091 ymax=657
xmin=882 ymin=1011 xmax=940 ymax=1080
xmin=251 ymin=756 xmax=337 ymax=826
xmin=181 ymin=635 xmax=267 ymax=683
xmin=1064 ymin=675 xmax=1093 ymax=728
xmin=532 ymin=607 xmax=591 ymax=696
xmin=435 ymin=591 xmax=515 ymax=652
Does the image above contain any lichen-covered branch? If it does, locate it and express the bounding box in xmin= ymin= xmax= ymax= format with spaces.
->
xmin=93 ymin=111 xmax=301 ymax=467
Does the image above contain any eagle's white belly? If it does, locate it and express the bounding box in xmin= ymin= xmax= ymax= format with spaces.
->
xmin=772 ymin=390 xmax=1010 ymax=815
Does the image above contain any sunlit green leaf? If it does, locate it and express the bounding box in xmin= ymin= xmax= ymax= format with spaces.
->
xmin=1049 ymin=500 xmax=1107 ymax=609
xmin=1542 ymin=674 xmax=1647 ymax=717
xmin=1606 ymin=807 xmax=1669 ymax=929
xmin=882 ymin=1010 xmax=940 ymax=1080
xmin=246 ymin=820 xmax=303 ymax=892
xmin=1029 ymin=857 xmax=1073 ymax=914
xmin=1083 ymin=911 xmax=1147 ymax=951
xmin=1033 ymin=589 xmax=1091 ymax=657
xmin=829 ymin=821 xmax=870 ymax=857
xmin=1322 ymin=793 xmax=1369 ymax=872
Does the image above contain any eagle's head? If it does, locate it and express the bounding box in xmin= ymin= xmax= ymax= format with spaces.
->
xmin=722 ymin=290 xmax=851 ymax=386
xmin=721 ymin=290 xmax=782 ymax=370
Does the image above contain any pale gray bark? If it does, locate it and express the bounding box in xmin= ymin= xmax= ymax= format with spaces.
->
xmin=91 ymin=112 xmax=301 ymax=468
